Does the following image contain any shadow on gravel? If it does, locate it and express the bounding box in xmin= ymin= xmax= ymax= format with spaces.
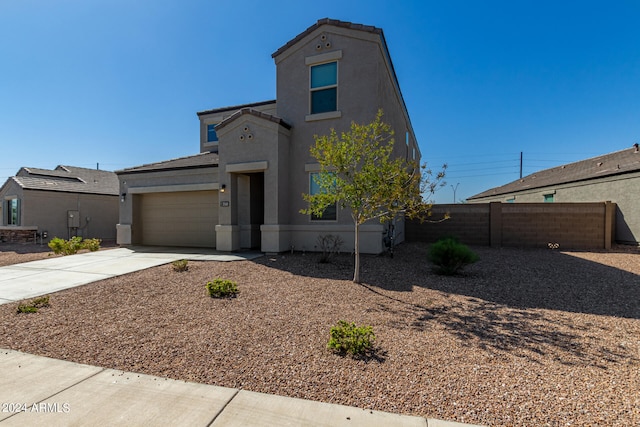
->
xmin=259 ymin=243 xmax=640 ymax=367
xmin=258 ymin=243 xmax=640 ymax=319
xmin=413 ymin=299 xmax=638 ymax=368
xmin=0 ymin=242 xmax=51 ymax=254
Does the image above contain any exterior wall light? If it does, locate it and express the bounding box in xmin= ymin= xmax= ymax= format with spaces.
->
xmin=220 ymin=184 xmax=226 ymax=193
xmin=121 ymin=193 xmax=126 ymax=202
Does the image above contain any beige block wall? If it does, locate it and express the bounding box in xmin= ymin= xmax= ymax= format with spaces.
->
xmin=406 ymin=202 xmax=615 ymax=249
xmin=468 ymin=172 xmax=640 ymax=244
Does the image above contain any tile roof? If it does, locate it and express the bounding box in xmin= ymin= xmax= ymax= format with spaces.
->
xmin=469 ymin=145 xmax=640 ymax=200
xmin=215 ymin=108 xmax=292 ymax=131
xmin=196 ymin=100 xmax=276 ymax=117
xmin=116 ymin=152 xmax=219 ymax=175
xmin=10 ymin=166 xmax=119 ymax=195
xmin=271 ymin=18 xmax=382 ymax=58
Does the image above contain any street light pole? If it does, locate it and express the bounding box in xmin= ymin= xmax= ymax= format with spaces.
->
xmin=451 ymin=183 xmax=459 ymax=204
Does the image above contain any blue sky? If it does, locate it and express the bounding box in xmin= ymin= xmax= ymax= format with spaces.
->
xmin=1 ymin=0 xmax=638 ymax=203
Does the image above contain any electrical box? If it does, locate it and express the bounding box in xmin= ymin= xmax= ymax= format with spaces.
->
xmin=67 ymin=211 xmax=80 ymax=228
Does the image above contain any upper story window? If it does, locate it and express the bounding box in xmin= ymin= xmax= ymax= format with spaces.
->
xmin=207 ymin=124 xmax=219 ymax=143
xmin=543 ymin=193 xmax=555 ymax=203
xmin=310 ymin=61 xmax=337 ymax=114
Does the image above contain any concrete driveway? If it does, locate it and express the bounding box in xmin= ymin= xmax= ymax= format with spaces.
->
xmin=0 ymin=246 xmax=262 ymax=306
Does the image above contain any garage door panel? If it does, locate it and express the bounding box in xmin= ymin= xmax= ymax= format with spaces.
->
xmin=140 ymin=191 xmax=218 ymax=248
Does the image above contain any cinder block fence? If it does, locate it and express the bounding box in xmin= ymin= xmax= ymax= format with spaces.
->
xmin=406 ymin=202 xmax=616 ymax=250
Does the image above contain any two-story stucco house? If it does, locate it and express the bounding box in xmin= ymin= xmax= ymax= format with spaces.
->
xmin=116 ymin=18 xmax=421 ymax=253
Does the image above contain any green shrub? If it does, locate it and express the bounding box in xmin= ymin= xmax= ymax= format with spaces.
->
xmin=428 ymin=237 xmax=479 ymax=275
xmin=47 ymin=237 xmax=67 ymax=255
xmin=206 ymin=279 xmax=239 ymax=298
xmin=48 ymin=237 xmax=101 ymax=255
xmin=82 ymin=238 xmax=102 ymax=252
xmin=327 ymin=320 xmax=375 ymax=356
xmin=17 ymin=295 xmax=50 ymax=314
xmin=172 ymin=259 xmax=189 ymax=272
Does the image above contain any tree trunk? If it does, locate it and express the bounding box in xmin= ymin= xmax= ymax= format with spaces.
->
xmin=353 ymin=221 xmax=360 ymax=283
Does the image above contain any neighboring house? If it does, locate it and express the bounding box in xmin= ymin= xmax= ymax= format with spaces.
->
xmin=0 ymin=166 xmax=119 ymax=243
xmin=467 ymin=144 xmax=640 ymax=244
xmin=116 ymin=18 xmax=422 ymax=253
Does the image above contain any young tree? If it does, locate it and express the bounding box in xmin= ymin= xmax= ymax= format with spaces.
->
xmin=302 ymin=110 xmax=446 ymax=283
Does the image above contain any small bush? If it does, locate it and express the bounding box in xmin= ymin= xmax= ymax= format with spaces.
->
xmin=47 ymin=237 xmax=64 ymax=254
xmin=48 ymin=237 xmax=101 ymax=255
xmin=172 ymin=259 xmax=189 ymax=272
xmin=17 ymin=296 xmax=50 ymax=314
xmin=316 ymin=234 xmax=343 ymax=263
xmin=428 ymin=237 xmax=479 ymax=275
xmin=327 ymin=320 xmax=375 ymax=356
xmin=206 ymin=279 xmax=239 ymax=298
xmin=82 ymin=238 xmax=102 ymax=252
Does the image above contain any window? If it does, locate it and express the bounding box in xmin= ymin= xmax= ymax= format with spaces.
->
xmin=506 ymin=197 xmax=515 ymax=203
xmin=543 ymin=193 xmax=555 ymax=203
xmin=310 ymin=62 xmax=337 ymax=114
xmin=207 ymin=124 xmax=218 ymax=143
xmin=310 ymin=172 xmax=337 ymax=221
xmin=6 ymin=198 xmax=20 ymax=225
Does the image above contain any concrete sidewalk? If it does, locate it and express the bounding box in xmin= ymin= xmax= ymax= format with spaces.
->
xmin=0 ymin=246 xmax=262 ymax=305
xmin=0 ymin=349 xmax=482 ymax=426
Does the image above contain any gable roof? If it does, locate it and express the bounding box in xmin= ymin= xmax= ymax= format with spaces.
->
xmin=271 ymin=18 xmax=382 ymax=58
xmin=116 ymin=152 xmax=219 ymax=175
xmin=196 ymin=100 xmax=276 ymax=117
xmin=469 ymin=145 xmax=640 ymax=200
xmin=270 ymin=17 xmax=419 ymax=160
xmin=215 ymin=107 xmax=292 ymax=132
xmin=7 ymin=165 xmax=118 ymax=196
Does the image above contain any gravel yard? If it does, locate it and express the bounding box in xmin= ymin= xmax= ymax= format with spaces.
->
xmin=0 ymin=242 xmax=639 ymax=426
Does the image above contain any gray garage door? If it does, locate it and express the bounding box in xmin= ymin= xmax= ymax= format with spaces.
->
xmin=139 ymin=191 xmax=218 ymax=247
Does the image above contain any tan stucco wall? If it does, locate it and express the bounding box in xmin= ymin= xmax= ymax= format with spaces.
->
xmin=199 ymin=102 xmax=277 ymax=154
xmin=215 ymin=113 xmax=291 ymax=251
xmin=268 ymin=23 xmax=418 ymax=252
xmin=21 ymin=190 xmax=117 ymax=241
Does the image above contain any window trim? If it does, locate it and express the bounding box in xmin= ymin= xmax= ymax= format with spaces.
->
xmin=305 ymin=51 xmax=343 ymax=121
xmin=5 ymin=197 xmax=20 ymax=226
xmin=309 ymin=60 xmax=338 ymax=116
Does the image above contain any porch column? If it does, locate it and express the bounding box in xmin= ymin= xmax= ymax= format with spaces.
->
xmin=216 ymin=173 xmax=240 ymax=251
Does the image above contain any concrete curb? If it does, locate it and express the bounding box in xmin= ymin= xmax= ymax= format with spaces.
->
xmin=0 ymin=349 xmax=484 ymax=426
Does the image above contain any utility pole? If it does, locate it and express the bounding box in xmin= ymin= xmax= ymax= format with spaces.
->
xmin=451 ymin=183 xmax=459 ymax=204
xmin=520 ymin=152 xmax=523 ymax=179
